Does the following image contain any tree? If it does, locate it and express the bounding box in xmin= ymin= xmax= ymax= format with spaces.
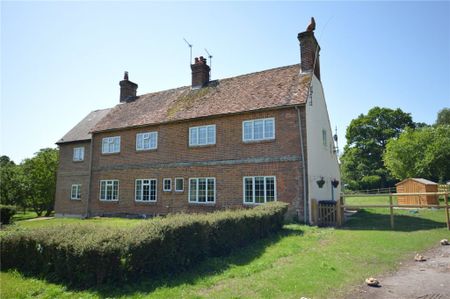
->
xmin=0 ymin=156 xmax=21 ymax=206
xmin=384 ymin=125 xmax=450 ymax=183
xmin=21 ymin=148 xmax=59 ymax=216
xmin=341 ymin=107 xmax=415 ymax=190
xmin=435 ymin=108 xmax=450 ymax=126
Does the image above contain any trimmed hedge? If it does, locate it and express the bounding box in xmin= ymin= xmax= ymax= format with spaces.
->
xmin=0 ymin=202 xmax=288 ymax=287
xmin=0 ymin=205 xmax=17 ymax=224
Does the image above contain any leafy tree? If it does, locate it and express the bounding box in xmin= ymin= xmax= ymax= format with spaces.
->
xmin=0 ymin=156 xmax=21 ymax=205
xmin=341 ymin=107 xmax=415 ymax=190
xmin=435 ymin=107 xmax=450 ymax=126
xmin=21 ymin=148 xmax=59 ymax=216
xmin=384 ymin=125 xmax=450 ymax=183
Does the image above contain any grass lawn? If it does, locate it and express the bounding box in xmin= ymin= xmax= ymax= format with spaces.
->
xmin=1 ymin=205 xmax=449 ymax=299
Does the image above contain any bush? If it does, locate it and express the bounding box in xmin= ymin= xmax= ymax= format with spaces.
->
xmin=0 ymin=205 xmax=17 ymax=224
xmin=1 ymin=202 xmax=288 ymax=287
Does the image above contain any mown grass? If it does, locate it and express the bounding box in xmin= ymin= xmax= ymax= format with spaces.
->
xmin=1 ymin=204 xmax=449 ymax=299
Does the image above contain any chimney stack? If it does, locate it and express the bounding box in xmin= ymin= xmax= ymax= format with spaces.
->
xmin=191 ymin=56 xmax=210 ymax=89
xmin=298 ymin=17 xmax=321 ymax=80
xmin=119 ymin=71 xmax=138 ymax=103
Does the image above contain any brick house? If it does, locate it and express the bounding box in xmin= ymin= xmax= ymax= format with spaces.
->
xmin=55 ymin=24 xmax=340 ymax=222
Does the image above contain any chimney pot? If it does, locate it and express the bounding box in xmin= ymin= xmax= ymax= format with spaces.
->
xmin=191 ymin=56 xmax=210 ymax=88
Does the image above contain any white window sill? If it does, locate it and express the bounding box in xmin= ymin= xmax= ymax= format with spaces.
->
xmin=99 ymin=199 xmax=119 ymax=202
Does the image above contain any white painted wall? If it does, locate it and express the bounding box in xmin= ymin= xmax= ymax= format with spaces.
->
xmin=305 ymin=75 xmax=341 ymax=221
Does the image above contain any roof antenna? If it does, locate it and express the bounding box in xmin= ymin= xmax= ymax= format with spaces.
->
xmin=204 ymin=48 xmax=213 ymax=79
xmin=183 ymin=38 xmax=193 ymax=65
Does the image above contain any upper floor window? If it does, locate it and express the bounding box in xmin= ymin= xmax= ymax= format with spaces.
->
xmin=100 ymin=180 xmax=119 ymax=201
xmin=322 ymin=129 xmax=327 ymax=147
xmin=135 ymin=179 xmax=157 ymax=202
xmin=73 ymin=147 xmax=85 ymax=161
xmin=242 ymin=118 xmax=275 ymax=142
xmin=136 ymin=132 xmax=158 ymax=151
xmin=102 ymin=136 xmax=120 ymax=154
xmin=71 ymin=184 xmax=81 ymax=200
xmin=189 ymin=177 xmax=216 ymax=203
xmin=189 ymin=125 xmax=216 ymax=146
xmin=243 ymin=176 xmax=276 ymax=204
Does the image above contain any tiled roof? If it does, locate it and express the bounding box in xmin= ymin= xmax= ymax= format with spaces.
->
xmin=92 ymin=64 xmax=311 ymax=132
xmin=57 ymin=108 xmax=111 ymax=144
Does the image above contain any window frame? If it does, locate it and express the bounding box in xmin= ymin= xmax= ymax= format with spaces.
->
xmin=242 ymin=117 xmax=275 ymax=142
xmin=188 ymin=177 xmax=216 ymax=204
xmin=242 ymin=176 xmax=277 ymax=204
xmin=322 ymin=129 xmax=327 ymax=147
xmin=163 ymin=178 xmax=172 ymax=192
xmin=136 ymin=131 xmax=158 ymax=151
xmin=72 ymin=147 xmax=85 ymax=161
xmin=101 ymin=136 xmax=121 ymax=154
xmin=99 ymin=180 xmax=119 ymax=201
xmin=70 ymin=184 xmax=81 ymax=200
xmin=189 ymin=125 xmax=216 ymax=147
xmin=175 ymin=177 xmax=184 ymax=192
xmin=135 ymin=179 xmax=157 ymax=202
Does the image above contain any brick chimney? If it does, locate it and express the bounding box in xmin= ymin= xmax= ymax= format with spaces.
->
xmin=298 ymin=22 xmax=321 ymax=80
xmin=119 ymin=71 xmax=138 ymax=103
xmin=191 ymin=56 xmax=210 ymax=89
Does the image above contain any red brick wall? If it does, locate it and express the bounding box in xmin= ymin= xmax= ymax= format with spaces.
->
xmin=54 ymin=140 xmax=90 ymax=216
xmin=54 ymin=107 xmax=308 ymax=220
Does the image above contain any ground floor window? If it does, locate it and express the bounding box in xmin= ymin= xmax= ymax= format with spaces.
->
xmin=189 ymin=177 xmax=215 ymax=203
xmin=135 ymin=179 xmax=157 ymax=202
xmin=100 ymin=180 xmax=119 ymax=201
xmin=243 ymin=176 xmax=276 ymax=204
xmin=175 ymin=177 xmax=184 ymax=192
xmin=71 ymin=184 xmax=81 ymax=200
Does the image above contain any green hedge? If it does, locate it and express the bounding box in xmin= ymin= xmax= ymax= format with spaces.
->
xmin=0 ymin=205 xmax=17 ymax=224
xmin=1 ymin=202 xmax=288 ymax=287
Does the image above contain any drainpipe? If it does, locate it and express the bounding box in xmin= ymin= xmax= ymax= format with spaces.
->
xmin=296 ymin=106 xmax=308 ymax=224
xmin=85 ymin=137 xmax=94 ymax=218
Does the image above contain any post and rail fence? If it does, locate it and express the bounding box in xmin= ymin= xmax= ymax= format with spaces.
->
xmin=313 ymin=191 xmax=449 ymax=230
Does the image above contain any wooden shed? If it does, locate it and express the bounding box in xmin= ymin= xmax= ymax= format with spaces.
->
xmin=396 ymin=178 xmax=438 ymax=206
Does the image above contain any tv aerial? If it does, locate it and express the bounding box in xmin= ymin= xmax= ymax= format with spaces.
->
xmin=183 ymin=38 xmax=193 ymax=65
xmin=204 ymin=48 xmax=213 ymax=79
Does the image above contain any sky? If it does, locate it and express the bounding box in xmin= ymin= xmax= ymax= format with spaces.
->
xmin=1 ymin=1 xmax=449 ymax=163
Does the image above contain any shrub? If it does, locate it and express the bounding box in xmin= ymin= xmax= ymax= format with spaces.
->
xmin=1 ymin=202 xmax=288 ymax=287
xmin=0 ymin=205 xmax=17 ymax=224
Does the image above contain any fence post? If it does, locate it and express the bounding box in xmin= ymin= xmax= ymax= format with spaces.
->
xmin=389 ymin=194 xmax=394 ymax=229
xmin=336 ymin=196 xmax=342 ymax=227
xmin=445 ymin=192 xmax=450 ymax=231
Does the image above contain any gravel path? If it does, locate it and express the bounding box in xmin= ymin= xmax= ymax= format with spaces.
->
xmin=345 ymin=244 xmax=450 ymax=299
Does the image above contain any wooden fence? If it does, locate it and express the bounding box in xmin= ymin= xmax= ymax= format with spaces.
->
xmin=339 ymin=192 xmax=450 ymax=230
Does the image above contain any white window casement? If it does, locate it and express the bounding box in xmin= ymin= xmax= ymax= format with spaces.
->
xmin=322 ymin=129 xmax=327 ymax=147
xmin=189 ymin=125 xmax=216 ymax=146
xmin=135 ymin=179 xmax=157 ymax=202
xmin=189 ymin=177 xmax=216 ymax=203
xmin=102 ymin=136 xmax=121 ymax=154
xmin=243 ymin=176 xmax=276 ymax=204
xmin=73 ymin=147 xmax=85 ymax=161
xmin=163 ymin=178 xmax=172 ymax=192
xmin=99 ymin=180 xmax=119 ymax=201
xmin=242 ymin=118 xmax=275 ymax=142
xmin=136 ymin=132 xmax=158 ymax=151
xmin=175 ymin=177 xmax=184 ymax=192
xmin=70 ymin=184 xmax=81 ymax=200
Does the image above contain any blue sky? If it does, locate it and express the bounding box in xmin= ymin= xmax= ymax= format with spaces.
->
xmin=1 ymin=1 xmax=449 ymax=163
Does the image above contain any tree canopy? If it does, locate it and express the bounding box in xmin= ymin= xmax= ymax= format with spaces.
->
xmin=435 ymin=108 xmax=450 ymax=126
xmin=384 ymin=125 xmax=450 ymax=183
xmin=341 ymin=107 xmax=415 ymax=190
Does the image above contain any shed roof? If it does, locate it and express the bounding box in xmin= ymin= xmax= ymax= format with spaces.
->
xmin=395 ymin=178 xmax=438 ymax=186
xmin=92 ymin=64 xmax=310 ymax=133
xmin=57 ymin=108 xmax=111 ymax=144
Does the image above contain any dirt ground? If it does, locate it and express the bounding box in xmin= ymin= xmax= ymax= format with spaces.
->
xmin=344 ymin=244 xmax=450 ymax=299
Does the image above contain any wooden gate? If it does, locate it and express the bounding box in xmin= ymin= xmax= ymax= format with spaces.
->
xmin=317 ymin=200 xmax=338 ymax=227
